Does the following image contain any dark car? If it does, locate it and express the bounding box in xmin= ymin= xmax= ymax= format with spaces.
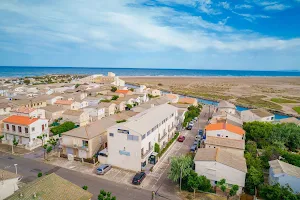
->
xmin=186 ymin=125 xmax=193 ymax=130
xmin=132 ymin=172 xmax=146 ymax=185
xmin=177 ymin=135 xmax=185 ymax=142
xmin=190 ymin=145 xmax=198 ymax=153
xmin=198 ymin=129 xmax=203 ymax=135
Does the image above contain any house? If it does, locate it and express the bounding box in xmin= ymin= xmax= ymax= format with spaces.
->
xmin=62 ymin=109 xmax=90 ymax=127
xmin=43 ymin=105 xmax=65 ymax=122
xmin=2 ymin=115 xmax=49 ymax=150
xmin=0 ymin=102 xmax=11 ymax=115
xmin=178 ymin=97 xmax=198 ymax=106
xmin=10 ymin=97 xmax=47 ymax=109
xmin=10 ymin=107 xmax=45 ymax=119
xmin=269 ymin=159 xmax=300 ymax=193
xmin=113 ymin=99 xmax=126 ymax=112
xmin=147 ymin=88 xmax=162 ymax=97
xmin=241 ymin=108 xmax=275 ymax=122
xmin=61 ymin=117 xmax=116 ymax=158
xmin=134 ymin=85 xmax=146 ymax=93
xmin=6 ymin=173 xmax=93 ymax=200
xmin=205 ymin=123 xmax=245 ymax=140
xmin=107 ymin=104 xmax=178 ymax=172
xmin=210 ymin=111 xmax=243 ymax=127
xmin=204 ymin=136 xmax=245 ymax=157
xmin=116 ymin=90 xmax=133 ymax=95
xmin=83 ymin=96 xmax=103 ymax=107
xmin=54 ymin=100 xmax=81 ymax=110
xmin=46 ymin=95 xmax=63 ymax=105
xmin=0 ymin=170 xmax=20 ymax=200
xmin=83 ymin=106 xmax=105 ymax=121
xmin=194 ymin=148 xmax=247 ymax=195
xmin=217 ymin=100 xmax=237 ymax=115
xmin=164 ymin=94 xmax=179 ymax=103
xmin=99 ymin=102 xmax=116 ymax=116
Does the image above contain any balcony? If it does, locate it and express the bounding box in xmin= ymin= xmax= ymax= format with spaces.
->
xmin=141 ymin=146 xmax=153 ymax=159
xmin=2 ymin=129 xmax=30 ymax=137
xmin=168 ymin=126 xmax=176 ymax=133
xmin=158 ymin=132 xmax=167 ymax=142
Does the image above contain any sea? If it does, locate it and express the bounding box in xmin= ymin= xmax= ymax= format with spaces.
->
xmin=1 ymin=66 xmax=300 ymax=77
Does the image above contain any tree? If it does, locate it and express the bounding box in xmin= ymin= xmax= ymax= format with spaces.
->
xmin=154 ymin=143 xmax=160 ymax=153
xmin=82 ymin=185 xmax=88 ymax=190
xmin=129 ymin=88 xmax=134 ymax=92
xmin=111 ymin=95 xmax=119 ymax=100
xmin=259 ymin=183 xmax=299 ymax=200
xmin=0 ymin=135 xmax=4 ymax=142
xmin=111 ymin=86 xmax=117 ymax=92
xmin=245 ymin=166 xmax=264 ymax=195
xmin=11 ymin=136 xmax=19 ymax=154
xmin=126 ymin=104 xmax=133 ymax=110
xmin=216 ymin=179 xmax=227 ymax=193
xmin=198 ymin=175 xmax=212 ymax=192
xmin=98 ymin=189 xmax=116 ymax=200
xmin=168 ymin=155 xmax=193 ymax=183
xmin=187 ymin=171 xmax=201 ymax=198
xmin=24 ymin=79 xmax=30 ymax=85
xmin=37 ymin=134 xmax=48 ymax=159
xmin=229 ymin=185 xmax=239 ymax=197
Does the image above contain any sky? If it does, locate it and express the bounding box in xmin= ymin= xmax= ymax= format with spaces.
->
xmin=0 ymin=0 xmax=300 ymax=70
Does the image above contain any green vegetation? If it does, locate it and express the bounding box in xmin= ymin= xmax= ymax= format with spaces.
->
xmin=13 ymin=136 xmax=19 ymax=146
xmin=98 ymin=189 xmax=116 ymax=200
xmin=111 ymin=95 xmax=119 ymax=100
xmin=50 ymin=121 xmax=76 ymax=136
xmin=126 ymin=104 xmax=133 ymax=109
xmin=82 ymin=185 xmax=88 ymax=190
xmin=293 ymin=106 xmax=300 ymax=114
xmin=100 ymin=99 xmax=111 ymax=103
xmin=111 ymin=86 xmax=117 ymax=92
xmin=148 ymin=94 xmax=159 ymax=99
xmin=75 ymin=84 xmax=80 ymax=88
xmin=37 ymin=172 xmax=43 ymax=177
xmin=243 ymin=121 xmax=300 ymax=196
xmin=236 ymin=95 xmax=282 ymax=110
xmin=154 ymin=143 xmax=160 ymax=153
xmin=259 ymin=184 xmax=300 ymax=200
xmin=168 ymin=155 xmax=193 ymax=183
xmin=183 ymin=105 xmax=201 ymax=127
xmin=129 ymin=88 xmax=134 ymax=92
xmin=158 ymin=132 xmax=179 ymax=157
xmin=0 ymin=135 xmax=4 ymax=141
xmin=24 ymin=79 xmax=30 ymax=85
xmin=170 ymin=88 xmax=232 ymax=101
xmin=271 ymin=98 xmax=298 ymax=103
xmin=116 ymin=119 xmax=126 ymax=123
xmin=283 ymin=96 xmax=300 ymax=102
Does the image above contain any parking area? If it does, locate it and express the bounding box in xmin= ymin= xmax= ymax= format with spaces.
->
xmin=100 ymin=167 xmax=136 ymax=186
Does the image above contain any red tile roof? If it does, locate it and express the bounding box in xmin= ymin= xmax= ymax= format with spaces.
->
xmin=3 ymin=115 xmax=38 ymax=125
xmin=115 ymin=90 xmax=130 ymax=94
xmin=54 ymin=100 xmax=73 ymax=105
xmin=205 ymin=123 xmax=245 ymax=135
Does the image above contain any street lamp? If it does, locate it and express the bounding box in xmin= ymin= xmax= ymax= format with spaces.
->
xmin=14 ymin=164 xmax=18 ymax=174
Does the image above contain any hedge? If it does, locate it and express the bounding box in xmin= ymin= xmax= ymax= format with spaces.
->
xmin=158 ymin=132 xmax=179 ymax=157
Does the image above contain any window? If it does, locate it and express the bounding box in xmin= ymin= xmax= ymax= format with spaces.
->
xmin=25 ymin=128 xmax=28 ymax=133
xmin=42 ymin=124 xmax=45 ymax=131
xmin=142 ymin=134 xmax=146 ymax=140
xmin=6 ymin=124 xmax=9 ymax=130
xmin=127 ymin=135 xmax=139 ymax=141
xmin=32 ymin=127 xmax=35 ymax=132
xmin=109 ymin=133 xmax=114 ymax=137
xmin=12 ymin=125 xmax=16 ymax=132
xmin=82 ymin=140 xmax=88 ymax=147
xmin=18 ymin=126 xmax=22 ymax=133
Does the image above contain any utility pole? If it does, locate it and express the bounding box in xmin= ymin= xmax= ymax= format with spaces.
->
xmin=14 ymin=164 xmax=18 ymax=174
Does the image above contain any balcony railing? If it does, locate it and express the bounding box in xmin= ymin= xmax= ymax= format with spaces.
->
xmin=168 ymin=126 xmax=176 ymax=132
xmin=2 ymin=129 xmax=30 ymax=137
xmin=158 ymin=132 xmax=167 ymax=142
xmin=141 ymin=146 xmax=153 ymax=159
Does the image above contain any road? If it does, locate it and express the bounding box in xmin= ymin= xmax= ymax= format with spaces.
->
xmin=147 ymin=105 xmax=210 ymax=199
xmin=0 ymin=152 xmax=161 ymax=200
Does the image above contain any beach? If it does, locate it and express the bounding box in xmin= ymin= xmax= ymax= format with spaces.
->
xmin=122 ymin=76 xmax=300 ymax=117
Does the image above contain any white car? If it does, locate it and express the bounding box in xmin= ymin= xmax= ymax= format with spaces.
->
xmin=189 ymin=122 xmax=194 ymax=126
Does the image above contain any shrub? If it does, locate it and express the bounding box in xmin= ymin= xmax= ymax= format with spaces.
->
xmin=116 ymin=119 xmax=126 ymax=123
xmin=154 ymin=143 xmax=160 ymax=153
xmin=37 ymin=172 xmax=43 ymax=177
xmin=158 ymin=132 xmax=179 ymax=157
xmin=50 ymin=121 xmax=76 ymax=135
xmin=111 ymin=86 xmax=117 ymax=92
xmin=111 ymin=95 xmax=119 ymax=100
xmin=82 ymin=185 xmax=88 ymax=190
xmin=100 ymin=99 xmax=111 ymax=103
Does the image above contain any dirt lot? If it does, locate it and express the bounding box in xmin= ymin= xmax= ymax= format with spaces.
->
xmin=123 ymin=76 xmax=300 ymax=116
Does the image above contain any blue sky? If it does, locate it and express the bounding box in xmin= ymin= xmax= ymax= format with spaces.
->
xmin=0 ymin=0 xmax=300 ymax=70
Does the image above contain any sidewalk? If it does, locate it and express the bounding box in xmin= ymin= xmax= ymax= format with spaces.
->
xmin=0 ymin=143 xmax=31 ymax=155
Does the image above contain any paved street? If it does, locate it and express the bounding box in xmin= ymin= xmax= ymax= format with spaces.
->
xmin=141 ymin=105 xmax=210 ymax=199
xmin=0 ymin=152 xmax=161 ymax=200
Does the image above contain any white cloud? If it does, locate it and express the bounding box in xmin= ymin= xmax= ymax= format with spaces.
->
xmin=219 ymin=1 xmax=230 ymax=10
xmin=232 ymin=11 xmax=270 ymax=22
xmin=264 ymin=4 xmax=291 ymax=10
xmin=235 ymin=4 xmax=253 ymax=9
xmin=198 ymin=0 xmax=221 ymax=15
xmin=0 ymin=0 xmax=299 ymax=55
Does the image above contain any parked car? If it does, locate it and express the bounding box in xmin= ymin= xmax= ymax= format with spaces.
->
xmin=195 ymin=135 xmax=201 ymax=141
xmin=132 ymin=172 xmax=146 ymax=185
xmin=190 ymin=145 xmax=197 ymax=153
xmin=198 ymin=129 xmax=203 ymax=135
xmin=193 ymin=140 xmax=199 ymax=146
xmin=96 ymin=164 xmax=112 ymax=175
xmin=189 ymin=121 xmax=194 ymax=126
xmin=194 ymin=117 xmax=198 ymax=121
xmin=177 ymin=135 xmax=185 ymax=142
xmin=186 ymin=125 xmax=193 ymax=130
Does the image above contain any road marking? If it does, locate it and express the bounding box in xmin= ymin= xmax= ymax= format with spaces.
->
xmin=69 ymin=166 xmax=75 ymax=169
xmin=112 ymin=169 xmax=121 ymax=179
xmin=119 ymin=171 xmax=129 ymax=183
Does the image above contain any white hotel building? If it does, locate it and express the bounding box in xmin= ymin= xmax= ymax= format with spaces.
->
xmin=107 ymin=104 xmax=178 ymax=172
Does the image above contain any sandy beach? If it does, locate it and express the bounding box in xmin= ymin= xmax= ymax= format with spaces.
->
xmin=122 ymin=76 xmax=300 ymax=117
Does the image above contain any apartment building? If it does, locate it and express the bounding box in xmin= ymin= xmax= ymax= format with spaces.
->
xmin=107 ymin=104 xmax=178 ymax=172
xmin=2 ymin=115 xmax=49 ymax=150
